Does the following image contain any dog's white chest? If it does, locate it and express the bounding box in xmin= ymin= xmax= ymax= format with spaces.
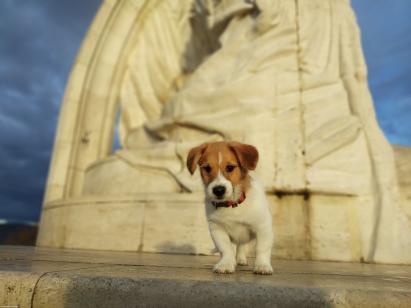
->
xmin=207 ymin=183 xmax=267 ymax=244
xmin=224 ymin=221 xmax=254 ymax=244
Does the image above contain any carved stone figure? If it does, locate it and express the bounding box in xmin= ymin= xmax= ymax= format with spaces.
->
xmin=37 ymin=0 xmax=411 ymax=264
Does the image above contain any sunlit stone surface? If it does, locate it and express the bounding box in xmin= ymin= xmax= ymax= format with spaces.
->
xmin=37 ymin=0 xmax=411 ymax=264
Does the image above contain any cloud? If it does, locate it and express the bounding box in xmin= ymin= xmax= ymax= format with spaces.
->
xmin=0 ymin=0 xmax=101 ymax=221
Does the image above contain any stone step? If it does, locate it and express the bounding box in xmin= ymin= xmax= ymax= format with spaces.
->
xmin=1 ymin=246 xmax=411 ymax=307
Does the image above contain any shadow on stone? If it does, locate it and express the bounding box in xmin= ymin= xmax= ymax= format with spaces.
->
xmin=155 ymin=241 xmax=196 ymax=255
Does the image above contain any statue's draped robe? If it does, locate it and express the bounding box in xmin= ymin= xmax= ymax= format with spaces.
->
xmin=83 ymin=0 xmax=403 ymax=261
xmin=111 ymin=0 xmax=391 ymax=196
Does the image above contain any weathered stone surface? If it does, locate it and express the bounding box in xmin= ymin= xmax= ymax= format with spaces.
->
xmin=0 ymin=270 xmax=38 ymax=308
xmin=33 ymin=268 xmax=411 ymax=308
xmin=37 ymin=197 xmax=145 ymax=251
xmin=37 ymin=194 xmax=216 ymax=254
xmin=141 ymin=199 xmax=213 ymax=254
xmin=35 ymin=192 xmax=411 ymax=264
xmin=394 ymin=145 xmax=411 ymax=198
xmin=0 ymin=249 xmax=103 ymax=308
xmin=2 ymin=246 xmax=411 ymax=308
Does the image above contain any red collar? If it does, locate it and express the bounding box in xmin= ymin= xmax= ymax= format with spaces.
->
xmin=212 ymin=192 xmax=246 ymax=209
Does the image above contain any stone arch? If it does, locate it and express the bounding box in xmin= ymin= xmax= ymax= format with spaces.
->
xmin=44 ymin=0 xmax=158 ymax=202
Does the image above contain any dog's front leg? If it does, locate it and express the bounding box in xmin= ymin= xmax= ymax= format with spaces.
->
xmin=236 ymin=243 xmax=248 ymax=266
xmin=253 ymin=223 xmax=273 ymax=275
xmin=209 ymin=222 xmax=236 ymax=274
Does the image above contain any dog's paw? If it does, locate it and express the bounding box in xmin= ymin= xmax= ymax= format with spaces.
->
xmin=213 ymin=260 xmax=235 ymax=274
xmin=253 ymin=263 xmax=273 ymax=275
xmin=236 ymin=256 xmax=248 ymax=266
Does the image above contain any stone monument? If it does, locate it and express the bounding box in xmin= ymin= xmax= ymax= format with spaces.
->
xmin=37 ymin=0 xmax=411 ymax=264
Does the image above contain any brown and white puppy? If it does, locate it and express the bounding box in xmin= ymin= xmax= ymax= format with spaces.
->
xmin=187 ymin=141 xmax=273 ymax=274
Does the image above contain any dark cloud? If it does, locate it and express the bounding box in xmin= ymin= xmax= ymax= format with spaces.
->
xmin=0 ymin=0 xmax=410 ymax=222
xmin=0 ymin=0 xmax=101 ymax=221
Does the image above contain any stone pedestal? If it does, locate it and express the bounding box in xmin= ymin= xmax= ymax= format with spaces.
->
xmin=37 ymin=0 xmax=411 ymax=264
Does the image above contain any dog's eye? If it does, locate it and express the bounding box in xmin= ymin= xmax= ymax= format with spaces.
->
xmin=203 ymin=165 xmax=212 ymax=173
xmin=226 ymin=165 xmax=235 ymax=173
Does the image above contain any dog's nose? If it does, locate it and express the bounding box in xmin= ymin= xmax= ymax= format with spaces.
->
xmin=213 ymin=185 xmax=226 ymax=198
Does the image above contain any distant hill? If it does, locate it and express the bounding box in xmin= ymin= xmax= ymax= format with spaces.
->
xmin=0 ymin=221 xmax=38 ymax=245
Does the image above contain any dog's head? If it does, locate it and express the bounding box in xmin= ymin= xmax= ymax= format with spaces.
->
xmin=187 ymin=141 xmax=258 ymax=203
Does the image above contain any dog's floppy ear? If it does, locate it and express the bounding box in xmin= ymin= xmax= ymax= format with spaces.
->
xmin=187 ymin=143 xmax=208 ymax=175
xmin=229 ymin=142 xmax=259 ymax=171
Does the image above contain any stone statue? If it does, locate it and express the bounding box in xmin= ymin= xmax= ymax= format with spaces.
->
xmin=37 ymin=0 xmax=411 ymax=264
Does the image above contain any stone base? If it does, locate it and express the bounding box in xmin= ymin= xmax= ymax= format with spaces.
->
xmin=37 ymin=194 xmax=214 ymax=254
xmin=37 ymin=192 xmax=411 ymax=263
xmin=2 ymin=246 xmax=411 ymax=308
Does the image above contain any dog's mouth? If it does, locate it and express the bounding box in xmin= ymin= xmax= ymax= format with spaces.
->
xmin=208 ymin=195 xmax=229 ymax=202
xmin=207 ymin=187 xmax=242 ymax=203
xmin=207 ymin=191 xmax=231 ymax=203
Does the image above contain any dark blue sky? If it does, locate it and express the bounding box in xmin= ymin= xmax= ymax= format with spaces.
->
xmin=0 ymin=0 xmax=410 ymax=222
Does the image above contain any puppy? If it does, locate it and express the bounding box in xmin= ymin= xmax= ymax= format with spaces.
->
xmin=187 ymin=141 xmax=273 ymax=275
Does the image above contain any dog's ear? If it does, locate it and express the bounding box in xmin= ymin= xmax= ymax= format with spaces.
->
xmin=187 ymin=143 xmax=208 ymax=175
xmin=229 ymin=142 xmax=259 ymax=171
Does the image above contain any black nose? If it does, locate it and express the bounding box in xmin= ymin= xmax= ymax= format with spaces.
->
xmin=213 ymin=186 xmax=226 ymax=197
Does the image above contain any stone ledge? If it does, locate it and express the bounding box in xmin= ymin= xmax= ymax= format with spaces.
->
xmin=1 ymin=246 xmax=411 ymax=307
xmin=43 ymin=193 xmax=204 ymax=209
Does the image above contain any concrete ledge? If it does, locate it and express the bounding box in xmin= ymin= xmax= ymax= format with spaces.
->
xmin=1 ymin=246 xmax=411 ymax=307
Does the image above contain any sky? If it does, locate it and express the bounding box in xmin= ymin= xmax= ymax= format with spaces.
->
xmin=0 ymin=0 xmax=410 ymax=223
